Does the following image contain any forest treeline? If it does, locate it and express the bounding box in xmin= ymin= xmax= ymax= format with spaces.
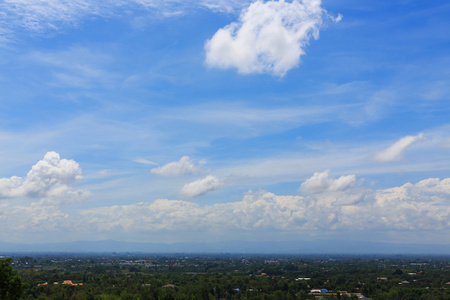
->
xmin=1 ymin=254 xmax=449 ymax=299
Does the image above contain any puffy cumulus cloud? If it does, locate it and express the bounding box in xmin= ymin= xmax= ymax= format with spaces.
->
xmin=78 ymin=176 xmax=450 ymax=235
xmin=369 ymin=179 xmax=450 ymax=230
xmin=2 ymin=174 xmax=449 ymax=239
xmin=373 ymin=133 xmax=424 ymax=162
xmin=413 ymin=177 xmax=450 ymax=195
xmin=0 ymin=151 xmax=89 ymax=204
xmin=307 ymin=177 xmax=450 ymax=232
xmin=0 ymin=202 xmax=75 ymax=242
xmin=4 ymin=203 xmax=69 ymax=232
xmin=299 ymin=170 xmax=356 ymax=194
xmin=179 ymin=175 xmax=222 ymax=198
xmin=150 ymin=156 xmax=198 ymax=176
xmin=205 ymin=0 xmax=340 ymax=76
xmin=222 ymin=190 xmax=311 ymax=230
xmin=80 ymin=199 xmax=207 ymax=232
xmin=80 ymin=190 xmax=309 ymax=233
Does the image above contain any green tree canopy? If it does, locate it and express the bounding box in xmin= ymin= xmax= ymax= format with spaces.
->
xmin=0 ymin=258 xmax=25 ymax=300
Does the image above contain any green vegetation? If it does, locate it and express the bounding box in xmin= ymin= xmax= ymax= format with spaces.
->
xmin=1 ymin=254 xmax=449 ymax=299
xmin=0 ymin=257 xmax=27 ymax=299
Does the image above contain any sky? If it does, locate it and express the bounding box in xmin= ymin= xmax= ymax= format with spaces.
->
xmin=0 ymin=0 xmax=449 ymax=248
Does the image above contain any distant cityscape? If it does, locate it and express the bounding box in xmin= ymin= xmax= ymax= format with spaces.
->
xmin=2 ymin=253 xmax=449 ymax=299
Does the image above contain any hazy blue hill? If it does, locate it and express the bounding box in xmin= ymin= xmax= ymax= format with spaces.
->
xmin=0 ymin=240 xmax=449 ymax=255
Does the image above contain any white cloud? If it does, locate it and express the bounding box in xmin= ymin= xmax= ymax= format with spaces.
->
xmin=1 ymin=170 xmax=448 ymax=242
xmin=299 ymin=170 xmax=356 ymax=194
xmin=5 ymin=203 xmax=69 ymax=232
xmin=179 ymin=175 xmax=221 ymax=198
xmin=169 ymin=103 xmax=336 ymax=126
xmin=368 ymin=179 xmax=450 ymax=231
xmin=80 ymin=190 xmax=306 ymax=233
xmin=373 ymin=133 xmax=424 ymax=162
xmin=78 ymin=175 xmax=450 ymax=236
xmin=134 ymin=158 xmax=158 ymax=165
xmin=162 ymin=103 xmax=340 ymax=141
xmin=205 ymin=0 xmax=338 ymax=76
xmin=97 ymin=169 xmax=114 ymax=177
xmin=0 ymin=151 xmax=89 ymax=204
xmin=80 ymin=199 xmax=206 ymax=232
xmin=222 ymin=190 xmax=310 ymax=230
xmin=0 ymin=0 xmax=108 ymax=32
xmin=200 ymin=0 xmax=251 ymax=13
xmin=150 ymin=156 xmax=198 ymax=176
xmin=27 ymin=46 xmax=117 ymax=89
xmin=0 ymin=0 xmax=250 ymax=42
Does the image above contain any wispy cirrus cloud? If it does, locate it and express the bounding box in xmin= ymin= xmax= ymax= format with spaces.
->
xmin=0 ymin=0 xmax=249 ymax=42
xmin=200 ymin=0 xmax=251 ymax=13
xmin=134 ymin=158 xmax=158 ymax=166
xmin=373 ymin=133 xmax=424 ymax=162
xmin=0 ymin=0 xmax=108 ymax=32
xmin=161 ymin=102 xmax=341 ymax=139
xmin=26 ymin=46 xmax=117 ymax=89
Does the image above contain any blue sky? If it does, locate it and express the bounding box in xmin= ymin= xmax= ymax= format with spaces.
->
xmin=0 ymin=0 xmax=449 ymax=247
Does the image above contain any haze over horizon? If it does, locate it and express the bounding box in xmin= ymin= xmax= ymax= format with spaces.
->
xmin=0 ymin=0 xmax=449 ymax=252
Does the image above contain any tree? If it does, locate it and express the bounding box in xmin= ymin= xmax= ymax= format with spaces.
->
xmin=0 ymin=258 xmax=26 ymax=300
xmin=393 ymin=269 xmax=403 ymax=275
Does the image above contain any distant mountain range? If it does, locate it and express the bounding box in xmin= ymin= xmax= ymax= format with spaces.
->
xmin=0 ymin=240 xmax=448 ymax=255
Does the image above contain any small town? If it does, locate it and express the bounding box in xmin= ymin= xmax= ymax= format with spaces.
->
xmin=1 ymin=254 xmax=449 ymax=299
